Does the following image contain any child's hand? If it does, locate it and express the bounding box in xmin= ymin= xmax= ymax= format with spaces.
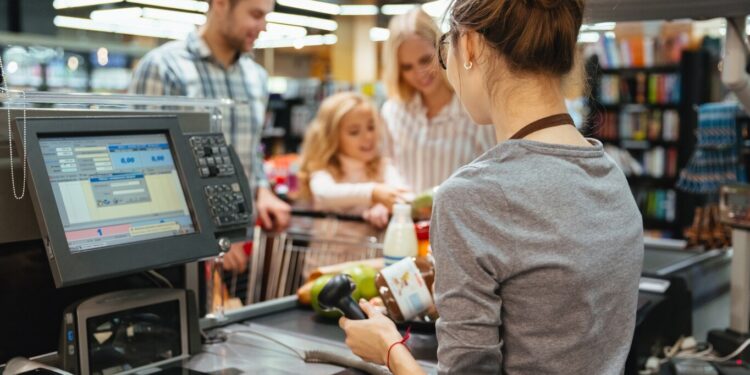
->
xmin=372 ymin=184 xmax=408 ymax=209
xmin=363 ymin=204 xmax=389 ymax=229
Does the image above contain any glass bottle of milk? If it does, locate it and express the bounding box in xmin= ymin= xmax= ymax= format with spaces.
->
xmin=383 ymin=203 xmax=418 ymax=266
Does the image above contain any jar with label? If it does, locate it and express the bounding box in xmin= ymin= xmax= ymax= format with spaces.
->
xmin=374 ymin=256 xmax=436 ymax=322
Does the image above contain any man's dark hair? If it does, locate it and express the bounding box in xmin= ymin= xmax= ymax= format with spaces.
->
xmin=207 ymin=0 xmax=240 ymax=8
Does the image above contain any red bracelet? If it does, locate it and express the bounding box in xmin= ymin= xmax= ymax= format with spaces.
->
xmin=386 ymin=326 xmax=411 ymax=372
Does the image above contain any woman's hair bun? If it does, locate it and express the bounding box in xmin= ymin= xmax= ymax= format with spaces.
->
xmin=532 ymin=0 xmax=564 ymax=10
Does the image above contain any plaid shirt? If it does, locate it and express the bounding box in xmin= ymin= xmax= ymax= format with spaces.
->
xmin=129 ymin=30 xmax=269 ymax=189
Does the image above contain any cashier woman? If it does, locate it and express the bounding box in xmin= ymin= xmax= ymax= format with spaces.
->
xmin=339 ymin=0 xmax=644 ymax=374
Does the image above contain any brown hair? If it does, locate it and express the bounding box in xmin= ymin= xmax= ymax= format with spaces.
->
xmin=208 ymin=0 xmax=240 ymax=8
xmin=448 ymin=0 xmax=585 ymax=77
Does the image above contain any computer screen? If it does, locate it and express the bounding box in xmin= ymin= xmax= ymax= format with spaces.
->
xmin=39 ymin=133 xmax=195 ymax=252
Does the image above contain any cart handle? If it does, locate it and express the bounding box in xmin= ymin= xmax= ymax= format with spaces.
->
xmin=291 ymin=209 xmax=367 ymax=222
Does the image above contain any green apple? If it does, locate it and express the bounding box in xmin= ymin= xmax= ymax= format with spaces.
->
xmin=343 ymin=265 xmax=378 ymax=300
xmin=310 ymin=273 xmax=361 ymax=319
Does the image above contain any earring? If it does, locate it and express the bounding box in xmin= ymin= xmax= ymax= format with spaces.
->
xmin=463 ymin=61 xmax=473 ymax=70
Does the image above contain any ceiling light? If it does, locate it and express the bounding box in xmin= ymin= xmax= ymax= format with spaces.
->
xmin=125 ymin=0 xmax=208 ymax=13
xmin=578 ymin=32 xmax=600 ymax=43
xmin=369 ymin=27 xmax=390 ymax=42
xmin=263 ymin=23 xmax=307 ymax=38
xmin=255 ymin=34 xmax=337 ymax=49
xmin=339 ymin=5 xmax=378 ymax=16
xmin=277 ymin=0 xmax=339 ymax=15
xmin=6 ymin=61 xmax=18 ymax=74
xmin=53 ymin=0 xmax=121 ymax=9
xmin=381 ymin=4 xmax=418 ymax=16
xmin=584 ymin=22 xmax=616 ymax=31
xmin=90 ymin=7 xmax=142 ymax=21
xmin=67 ymin=56 xmax=80 ymax=71
xmin=142 ymin=7 xmax=206 ymax=24
xmin=54 ymin=15 xmax=191 ymax=40
xmin=266 ymin=12 xmax=337 ymax=31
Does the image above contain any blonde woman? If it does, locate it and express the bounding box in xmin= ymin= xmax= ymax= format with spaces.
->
xmin=298 ymin=92 xmax=409 ymax=276
xmin=381 ymin=8 xmax=495 ymax=193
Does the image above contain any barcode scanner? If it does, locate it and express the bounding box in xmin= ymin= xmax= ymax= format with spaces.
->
xmin=318 ymin=274 xmax=367 ymax=320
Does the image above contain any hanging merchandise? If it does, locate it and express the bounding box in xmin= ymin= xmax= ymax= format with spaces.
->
xmin=676 ymin=103 xmax=746 ymax=194
xmin=683 ymin=204 xmax=731 ymax=249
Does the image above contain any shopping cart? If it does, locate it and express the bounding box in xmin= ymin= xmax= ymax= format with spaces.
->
xmin=206 ymin=210 xmax=384 ymax=313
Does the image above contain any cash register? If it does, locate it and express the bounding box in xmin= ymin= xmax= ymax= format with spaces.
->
xmin=5 ymin=115 xmax=254 ymax=374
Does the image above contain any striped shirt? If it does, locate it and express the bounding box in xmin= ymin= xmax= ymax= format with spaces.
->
xmin=129 ymin=30 xmax=269 ymax=188
xmin=381 ymin=94 xmax=496 ymax=193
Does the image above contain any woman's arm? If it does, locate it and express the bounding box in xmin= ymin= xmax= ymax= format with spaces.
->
xmin=431 ymin=176 xmax=506 ymax=373
xmin=339 ymin=300 xmax=426 ymax=375
xmin=309 ymin=170 xmax=377 ymax=209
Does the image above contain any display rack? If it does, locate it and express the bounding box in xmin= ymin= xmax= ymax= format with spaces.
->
xmin=586 ymin=50 xmax=713 ymax=238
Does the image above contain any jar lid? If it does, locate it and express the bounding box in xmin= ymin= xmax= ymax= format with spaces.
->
xmin=415 ymin=221 xmax=430 ymax=240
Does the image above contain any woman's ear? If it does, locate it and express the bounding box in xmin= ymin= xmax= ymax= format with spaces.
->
xmin=458 ymin=31 xmax=480 ymax=68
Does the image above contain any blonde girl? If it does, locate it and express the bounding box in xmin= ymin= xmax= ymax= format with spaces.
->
xmin=298 ymin=92 xmax=409 ymax=275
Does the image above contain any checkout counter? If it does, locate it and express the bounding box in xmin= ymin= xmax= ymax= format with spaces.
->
xmin=0 ymin=92 xmax=435 ymax=375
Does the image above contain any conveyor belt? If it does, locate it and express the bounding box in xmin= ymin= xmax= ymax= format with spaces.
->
xmin=188 ymin=297 xmax=438 ymax=374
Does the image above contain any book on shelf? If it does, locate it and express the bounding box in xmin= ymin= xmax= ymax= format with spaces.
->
xmin=599 ymin=73 xmax=680 ymax=105
xmin=587 ymin=34 xmax=687 ymax=69
xmin=638 ymin=188 xmax=677 ymax=223
xmin=594 ymin=107 xmax=679 ymax=145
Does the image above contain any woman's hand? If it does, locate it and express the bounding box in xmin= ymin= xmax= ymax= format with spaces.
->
xmin=363 ymin=204 xmax=390 ymax=229
xmin=339 ymin=299 xmax=403 ymax=365
xmin=372 ymin=184 xmax=408 ymax=209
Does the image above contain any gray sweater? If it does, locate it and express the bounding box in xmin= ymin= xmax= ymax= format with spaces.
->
xmin=431 ymin=139 xmax=643 ymax=374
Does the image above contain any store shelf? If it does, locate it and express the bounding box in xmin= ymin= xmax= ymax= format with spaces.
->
xmin=598 ymin=103 xmax=680 ymax=111
xmin=643 ymin=217 xmax=678 ymax=230
xmin=599 ymin=65 xmax=680 ymax=75
xmin=626 ymin=175 xmax=678 ymax=186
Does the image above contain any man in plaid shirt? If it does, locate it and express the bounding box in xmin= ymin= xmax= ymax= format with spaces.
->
xmin=130 ymin=0 xmax=289 ymax=271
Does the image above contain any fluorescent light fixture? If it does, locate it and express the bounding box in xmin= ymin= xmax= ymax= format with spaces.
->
xmin=577 ymin=32 xmax=600 ymax=43
xmin=265 ymin=23 xmax=307 ymax=38
xmin=125 ymin=0 xmax=208 ymax=13
xmin=255 ymin=33 xmax=337 ymax=49
xmin=381 ymin=4 xmax=418 ymax=16
xmin=53 ymin=0 xmax=121 ymax=9
xmin=142 ymin=7 xmax=206 ymax=24
xmin=54 ymin=15 xmax=192 ymax=40
xmin=422 ymin=0 xmax=449 ymax=18
xmin=90 ymin=6 xmax=206 ymax=25
xmin=266 ymin=12 xmax=338 ymax=31
xmin=277 ymin=0 xmax=339 ymax=15
xmin=90 ymin=7 xmax=142 ymax=21
xmin=369 ymin=27 xmax=390 ymax=42
xmin=584 ymin=22 xmax=616 ymax=31
xmin=339 ymin=5 xmax=379 ymax=16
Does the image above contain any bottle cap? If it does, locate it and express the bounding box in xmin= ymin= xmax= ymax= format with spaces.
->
xmin=393 ymin=203 xmax=412 ymax=218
